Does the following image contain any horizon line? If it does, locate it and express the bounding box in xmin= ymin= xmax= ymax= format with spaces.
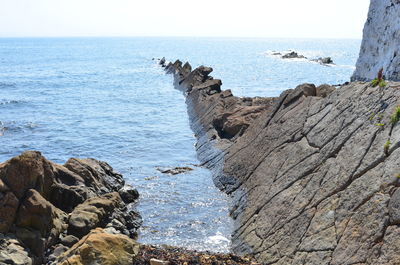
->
xmin=0 ymin=35 xmax=363 ymax=40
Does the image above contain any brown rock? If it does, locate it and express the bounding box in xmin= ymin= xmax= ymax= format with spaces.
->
xmin=0 ymin=151 xmax=54 ymax=199
xmin=68 ymin=192 xmax=123 ymax=238
xmin=15 ymin=189 xmax=66 ymax=256
xmin=64 ymin=158 xmax=124 ymax=194
xmin=54 ymin=228 xmax=139 ymax=265
xmin=316 ymin=84 xmax=335 ymax=98
xmin=0 ymin=189 xmax=19 ymax=233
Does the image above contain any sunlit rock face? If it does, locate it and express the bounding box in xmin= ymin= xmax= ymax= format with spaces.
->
xmin=352 ymin=0 xmax=400 ymax=81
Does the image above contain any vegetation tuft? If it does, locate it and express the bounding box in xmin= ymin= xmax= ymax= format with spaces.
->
xmin=391 ymin=106 xmax=400 ymax=125
xmin=384 ymin=140 xmax=391 ymax=155
xmin=371 ymin=68 xmax=387 ymax=88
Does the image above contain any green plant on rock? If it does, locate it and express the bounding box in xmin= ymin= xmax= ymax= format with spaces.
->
xmin=384 ymin=140 xmax=391 ymax=155
xmin=391 ymin=106 xmax=400 ymax=125
xmin=371 ymin=68 xmax=387 ymax=88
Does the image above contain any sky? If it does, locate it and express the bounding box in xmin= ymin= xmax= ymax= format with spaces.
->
xmin=0 ymin=0 xmax=371 ymax=39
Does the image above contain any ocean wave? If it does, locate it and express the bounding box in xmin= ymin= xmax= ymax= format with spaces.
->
xmin=205 ymin=232 xmax=230 ymax=245
xmin=0 ymin=82 xmax=16 ymax=89
xmin=0 ymin=121 xmax=38 ymax=135
xmin=0 ymin=99 xmax=25 ymax=106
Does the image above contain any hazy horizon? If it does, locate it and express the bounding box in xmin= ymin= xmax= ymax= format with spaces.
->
xmin=0 ymin=0 xmax=370 ymax=39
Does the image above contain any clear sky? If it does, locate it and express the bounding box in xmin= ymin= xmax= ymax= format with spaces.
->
xmin=0 ymin=0 xmax=370 ymax=39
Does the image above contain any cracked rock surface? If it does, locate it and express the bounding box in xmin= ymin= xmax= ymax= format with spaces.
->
xmin=164 ymin=58 xmax=400 ymax=264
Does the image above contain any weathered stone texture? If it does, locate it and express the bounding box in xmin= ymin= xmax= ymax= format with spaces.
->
xmin=352 ymin=0 xmax=400 ymax=81
xmin=164 ymin=58 xmax=400 ymax=264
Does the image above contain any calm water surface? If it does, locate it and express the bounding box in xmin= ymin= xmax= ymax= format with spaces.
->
xmin=0 ymin=37 xmax=360 ymax=252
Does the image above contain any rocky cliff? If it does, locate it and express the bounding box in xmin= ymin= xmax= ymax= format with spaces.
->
xmin=164 ymin=59 xmax=400 ymax=264
xmin=352 ymin=0 xmax=400 ymax=81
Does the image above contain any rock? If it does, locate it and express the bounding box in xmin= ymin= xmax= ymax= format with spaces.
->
xmin=64 ymin=158 xmax=124 ymax=194
xmin=352 ymin=0 xmax=400 ymax=81
xmin=53 ymin=228 xmax=139 ymax=265
xmin=67 ymin=192 xmax=123 ymax=238
xmin=49 ymin=183 xmax=90 ymax=213
xmin=60 ymin=235 xmax=79 ymax=247
xmin=283 ymin=83 xmax=316 ymax=106
xmin=106 ymin=219 xmax=129 ymax=235
xmin=182 ymin=62 xmax=192 ymax=77
xmin=15 ymin=189 xmax=66 ymax=258
xmin=118 ymin=185 xmax=139 ymax=204
xmin=389 ymin=188 xmax=400 ymax=224
xmin=159 ymin=57 xmax=166 ymax=67
xmin=0 ymin=152 xmax=141 ymax=264
xmin=320 ymin=57 xmax=333 ymax=64
xmin=316 ymin=84 xmax=335 ymax=98
xmin=282 ymin=51 xmax=306 ymax=59
xmin=16 ymin=189 xmax=66 ymax=239
xmin=122 ymin=210 xmax=142 ymax=235
xmin=192 ymin=79 xmax=222 ymax=95
xmin=0 ymin=187 xmax=19 ymax=233
xmin=178 ymin=66 xmax=213 ymax=90
xmin=150 ymin=258 xmax=170 ymax=265
xmin=311 ymin=57 xmax=334 ymax=65
xmin=0 ymin=151 xmax=55 ymax=199
xmin=157 ymin=167 xmax=193 ymax=175
xmin=0 ymin=235 xmax=32 ymax=265
xmin=164 ymin=58 xmax=400 ymax=264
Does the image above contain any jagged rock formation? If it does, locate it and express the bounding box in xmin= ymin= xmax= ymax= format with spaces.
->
xmin=163 ymin=58 xmax=400 ymax=264
xmin=0 ymin=151 xmax=141 ymax=265
xmin=352 ymin=0 xmax=400 ymax=81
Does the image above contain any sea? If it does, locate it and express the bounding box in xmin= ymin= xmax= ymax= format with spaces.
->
xmin=0 ymin=37 xmax=361 ymax=252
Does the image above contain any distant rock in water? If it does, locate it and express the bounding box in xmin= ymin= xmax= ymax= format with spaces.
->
xmin=352 ymin=0 xmax=400 ymax=81
xmin=311 ymin=56 xmax=334 ymax=65
xmin=282 ymin=51 xmax=307 ymax=59
xmin=0 ymin=151 xmax=141 ymax=265
xmin=276 ymin=51 xmax=334 ymax=65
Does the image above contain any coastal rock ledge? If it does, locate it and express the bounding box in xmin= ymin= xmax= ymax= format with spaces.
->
xmin=163 ymin=59 xmax=400 ymax=264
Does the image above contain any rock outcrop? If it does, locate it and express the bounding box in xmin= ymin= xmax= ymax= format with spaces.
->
xmin=275 ymin=51 xmax=334 ymax=65
xmin=0 ymin=151 xmax=141 ymax=265
xmin=352 ymin=0 xmax=400 ymax=81
xmin=163 ymin=58 xmax=400 ymax=264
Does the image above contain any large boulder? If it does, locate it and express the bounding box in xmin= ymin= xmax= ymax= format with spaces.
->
xmin=16 ymin=189 xmax=66 ymax=242
xmin=67 ymin=192 xmax=123 ymax=238
xmin=64 ymin=158 xmax=124 ymax=194
xmin=53 ymin=228 xmax=139 ymax=265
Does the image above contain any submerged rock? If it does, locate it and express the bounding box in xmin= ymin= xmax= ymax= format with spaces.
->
xmin=157 ymin=166 xmax=193 ymax=175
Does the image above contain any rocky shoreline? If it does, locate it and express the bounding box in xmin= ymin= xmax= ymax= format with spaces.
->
xmin=0 ymin=151 xmax=142 ymax=264
xmin=162 ymin=58 xmax=400 ymax=264
xmin=0 ymin=151 xmax=261 ymax=265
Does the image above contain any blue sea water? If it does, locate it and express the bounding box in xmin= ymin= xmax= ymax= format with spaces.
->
xmin=0 ymin=37 xmax=360 ymax=252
